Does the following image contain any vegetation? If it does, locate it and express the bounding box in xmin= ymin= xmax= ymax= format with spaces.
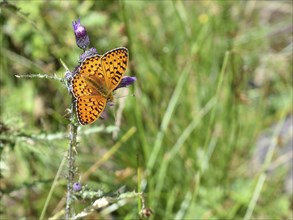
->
xmin=1 ymin=1 xmax=292 ymax=219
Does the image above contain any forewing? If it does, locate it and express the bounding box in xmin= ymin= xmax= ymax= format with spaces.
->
xmin=71 ymin=54 xmax=106 ymax=98
xmin=101 ymin=47 xmax=128 ymax=91
xmin=76 ymin=95 xmax=107 ymax=125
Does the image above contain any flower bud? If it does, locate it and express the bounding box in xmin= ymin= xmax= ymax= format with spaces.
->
xmin=72 ymin=18 xmax=90 ymax=50
xmin=73 ymin=182 xmax=82 ymax=192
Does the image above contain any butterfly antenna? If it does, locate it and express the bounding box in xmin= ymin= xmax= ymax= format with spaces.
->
xmin=60 ymin=58 xmax=70 ymax=72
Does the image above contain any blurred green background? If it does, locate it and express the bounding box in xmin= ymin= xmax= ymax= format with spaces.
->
xmin=1 ymin=1 xmax=292 ymax=219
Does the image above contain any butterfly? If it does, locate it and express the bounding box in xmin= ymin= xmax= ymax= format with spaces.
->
xmin=70 ymin=47 xmax=128 ymax=125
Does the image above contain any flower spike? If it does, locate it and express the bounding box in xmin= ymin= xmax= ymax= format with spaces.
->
xmin=115 ymin=76 xmax=136 ymax=90
xmin=72 ymin=18 xmax=90 ymax=50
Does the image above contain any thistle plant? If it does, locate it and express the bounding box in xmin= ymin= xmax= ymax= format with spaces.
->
xmin=17 ymin=18 xmax=149 ymax=220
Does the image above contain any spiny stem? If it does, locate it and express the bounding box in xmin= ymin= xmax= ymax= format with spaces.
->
xmin=65 ymin=103 xmax=78 ymax=219
xmin=15 ymin=73 xmax=63 ymax=82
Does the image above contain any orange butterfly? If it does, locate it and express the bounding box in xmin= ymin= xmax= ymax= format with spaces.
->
xmin=71 ymin=48 xmax=128 ymax=125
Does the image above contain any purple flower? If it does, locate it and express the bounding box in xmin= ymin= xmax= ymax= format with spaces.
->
xmin=79 ymin=48 xmax=98 ymax=63
xmin=115 ymin=76 xmax=136 ymax=90
xmin=73 ymin=182 xmax=82 ymax=192
xmin=72 ymin=18 xmax=90 ymax=50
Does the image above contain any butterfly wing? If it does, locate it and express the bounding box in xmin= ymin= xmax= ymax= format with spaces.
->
xmin=76 ymin=95 xmax=107 ymax=125
xmin=71 ymin=54 xmax=106 ymax=98
xmin=100 ymin=47 xmax=128 ymax=91
xmin=70 ymin=48 xmax=128 ymax=125
xmin=71 ymin=54 xmax=108 ymax=125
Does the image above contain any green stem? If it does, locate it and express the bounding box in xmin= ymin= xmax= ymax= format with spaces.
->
xmin=65 ymin=103 xmax=78 ymax=219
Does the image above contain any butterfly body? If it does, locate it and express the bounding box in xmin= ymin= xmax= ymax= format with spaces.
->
xmin=70 ymin=47 xmax=128 ymax=125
